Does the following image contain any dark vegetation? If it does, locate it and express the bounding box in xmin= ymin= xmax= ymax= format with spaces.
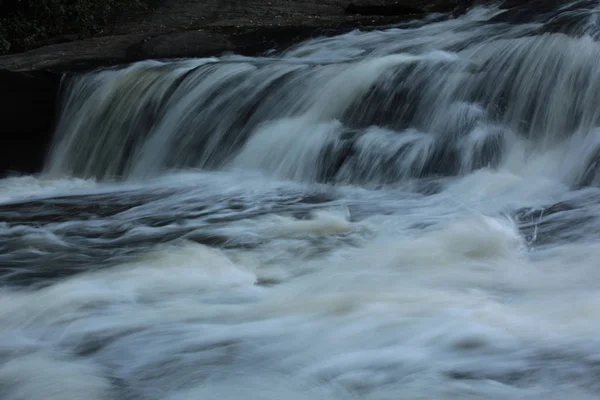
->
xmin=0 ymin=0 xmax=154 ymax=54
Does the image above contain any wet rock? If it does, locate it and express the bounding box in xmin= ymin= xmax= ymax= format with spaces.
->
xmin=346 ymin=1 xmax=425 ymax=17
xmin=33 ymin=34 xmax=80 ymax=49
xmin=131 ymin=31 xmax=234 ymax=59
xmin=0 ymin=69 xmax=62 ymax=176
xmin=346 ymin=0 xmax=473 ymax=16
xmin=0 ymin=1 xmax=477 ymax=73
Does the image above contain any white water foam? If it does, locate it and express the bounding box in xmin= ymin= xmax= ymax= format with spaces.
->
xmin=1 ymin=205 xmax=600 ymax=399
xmin=0 ymin=176 xmax=97 ymax=203
xmin=3 ymin=2 xmax=600 ymax=399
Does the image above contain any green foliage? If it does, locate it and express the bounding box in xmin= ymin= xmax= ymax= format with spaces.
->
xmin=0 ymin=0 xmax=149 ymax=54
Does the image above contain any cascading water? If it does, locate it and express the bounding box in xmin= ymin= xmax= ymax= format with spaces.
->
xmin=47 ymin=2 xmax=600 ymax=187
xmin=3 ymin=1 xmax=600 ymax=399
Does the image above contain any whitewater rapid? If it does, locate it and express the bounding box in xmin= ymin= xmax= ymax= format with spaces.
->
xmin=3 ymin=1 xmax=600 ymax=399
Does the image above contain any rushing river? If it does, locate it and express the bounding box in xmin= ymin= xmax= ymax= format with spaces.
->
xmin=2 ymin=1 xmax=600 ymax=399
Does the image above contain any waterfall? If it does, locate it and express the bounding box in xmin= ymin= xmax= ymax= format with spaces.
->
xmin=45 ymin=2 xmax=600 ymax=188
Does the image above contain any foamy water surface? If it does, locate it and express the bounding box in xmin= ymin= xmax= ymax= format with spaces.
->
xmin=3 ymin=1 xmax=600 ymax=399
